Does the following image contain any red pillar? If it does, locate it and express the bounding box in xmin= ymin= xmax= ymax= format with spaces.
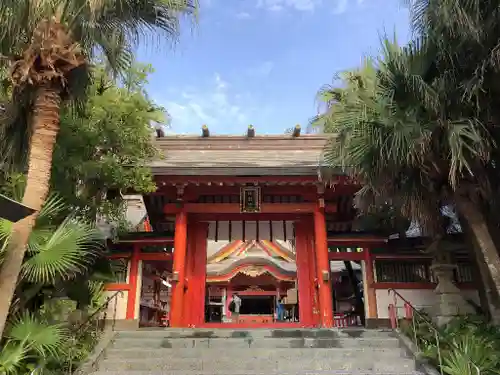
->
xmin=305 ymin=221 xmax=320 ymax=326
xmin=295 ymin=221 xmax=314 ymax=327
xmin=182 ymin=222 xmax=197 ymax=327
xmin=193 ymin=223 xmax=208 ymax=326
xmin=126 ymin=245 xmax=141 ymax=320
xmin=314 ymin=207 xmax=334 ymax=327
xmin=170 ymin=211 xmax=188 ymax=327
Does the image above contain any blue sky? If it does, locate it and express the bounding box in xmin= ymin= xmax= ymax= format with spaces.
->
xmin=138 ymin=0 xmax=411 ymax=135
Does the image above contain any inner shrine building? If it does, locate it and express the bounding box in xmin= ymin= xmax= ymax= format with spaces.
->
xmin=103 ymin=127 xmax=480 ymax=329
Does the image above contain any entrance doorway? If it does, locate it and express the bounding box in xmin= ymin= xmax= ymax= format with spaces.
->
xmin=329 ymin=247 xmax=366 ymax=327
xmin=138 ymin=260 xmax=173 ymax=327
xmin=204 ymin=220 xmax=300 ymax=326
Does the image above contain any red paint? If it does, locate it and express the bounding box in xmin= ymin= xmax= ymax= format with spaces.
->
xmin=115 ymin=237 xmax=174 ymax=245
xmin=164 ymin=202 xmax=335 ymax=215
xmin=295 ymin=221 xmax=314 ymax=327
xmin=138 ymin=253 xmax=172 ymax=261
xmin=189 ymin=213 xmax=310 ymax=221
xmin=104 ymin=283 xmax=131 ymax=291
xmin=404 ymin=303 xmax=413 ymax=320
xmin=306 ymin=221 xmax=320 ymax=326
xmin=200 ymin=322 xmax=302 ymax=329
xmin=194 ymin=223 xmax=208 ymax=326
xmin=328 ymin=252 xmax=365 ymax=261
xmin=126 ymin=245 xmax=140 ymax=320
xmin=170 ymin=211 xmax=188 ymax=327
xmin=314 ymin=208 xmax=334 ymax=327
xmin=182 ymin=223 xmax=197 ymax=326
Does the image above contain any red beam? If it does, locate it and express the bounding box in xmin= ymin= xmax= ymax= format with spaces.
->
xmin=115 ymin=237 xmax=174 ymax=245
xmin=164 ymin=202 xmax=333 ymax=214
xmin=138 ymin=253 xmax=173 ymax=261
xmin=189 ymin=213 xmax=310 ymax=221
xmin=104 ymin=283 xmax=131 ymax=291
xmin=328 ymin=252 xmax=365 ymax=261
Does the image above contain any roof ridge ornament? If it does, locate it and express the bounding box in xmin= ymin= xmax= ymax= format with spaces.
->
xmin=247 ymin=124 xmax=255 ymax=138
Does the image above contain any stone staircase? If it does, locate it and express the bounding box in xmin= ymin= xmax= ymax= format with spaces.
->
xmin=89 ymin=328 xmax=427 ymax=375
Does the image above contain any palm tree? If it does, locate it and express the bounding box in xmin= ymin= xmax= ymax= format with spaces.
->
xmin=0 ymin=194 xmax=104 ymax=372
xmin=0 ymin=0 xmax=198 ymax=336
xmin=314 ymin=33 xmax=500 ymax=321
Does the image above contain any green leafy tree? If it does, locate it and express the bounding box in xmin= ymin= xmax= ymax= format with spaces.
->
xmin=51 ymin=64 xmax=163 ymax=221
xmin=0 ymin=0 xmax=198 ymax=336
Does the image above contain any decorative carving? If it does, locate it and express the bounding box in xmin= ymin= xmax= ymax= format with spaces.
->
xmin=176 ymin=184 xmax=185 ymax=201
xmin=240 ymin=186 xmax=261 ymax=213
xmin=246 ymin=285 xmax=265 ymax=292
xmin=241 ymin=265 xmax=267 ymax=277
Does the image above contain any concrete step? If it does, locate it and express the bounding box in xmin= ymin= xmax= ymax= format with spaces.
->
xmin=97 ymin=357 xmax=417 ymax=372
xmin=110 ymin=337 xmax=402 ymax=349
xmin=104 ymin=347 xmax=410 ymax=360
xmin=91 ymin=371 xmax=426 ymax=375
xmin=116 ymin=329 xmax=395 ymax=340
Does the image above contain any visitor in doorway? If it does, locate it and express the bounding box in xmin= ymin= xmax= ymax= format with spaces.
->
xmin=276 ymin=298 xmax=285 ymax=322
xmin=229 ymin=293 xmax=241 ymax=323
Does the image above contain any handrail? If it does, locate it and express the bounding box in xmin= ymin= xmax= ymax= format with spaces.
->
xmin=67 ymin=290 xmax=123 ymax=374
xmin=73 ymin=290 xmax=123 ymax=334
xmin=388 ymin=288 xmax=480 ymax=375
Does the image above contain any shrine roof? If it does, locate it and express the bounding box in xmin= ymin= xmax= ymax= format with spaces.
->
xmin=150 ymin=134 xmax=333 ymax=176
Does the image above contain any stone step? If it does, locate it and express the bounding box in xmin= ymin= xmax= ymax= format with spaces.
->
xmin=115 ymin=329 xmax=395 ymax=340
xmin=97 ymin=357 xmax=416 ymax=372
xmin=91 ymin=371 xmax=426 ymax=375
xmin=105 ymin=347 xmax=409 ymax=360
xmin=110 ymin=337 xmax=402 ymax=349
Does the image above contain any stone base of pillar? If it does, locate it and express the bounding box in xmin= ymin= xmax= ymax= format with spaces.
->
xmin=431 ymin=263 xmax=474 ymax=326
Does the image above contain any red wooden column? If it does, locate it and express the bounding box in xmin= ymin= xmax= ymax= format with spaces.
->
xmin=193 ymin=222 xmax=208 ymax=326
xmin=364 ymin=247 xmax=378 ymax=322
xmin=170 ymin=210 xmax=188 ymax=327
xmin=126 ymin=245 xmax=141 ymax=320
xmin=182 ymin=222 xmax=197 ymax=327
xmin=305 ymin=221 xmax=320 ymax=326
xmin=314 ymin=207 xmax=334 ymax=327
xmin=295 ymin=221 xmax=314 ymax=327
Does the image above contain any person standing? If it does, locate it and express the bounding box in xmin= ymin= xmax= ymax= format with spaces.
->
xmin=229 ymin=293 xmax=242 ymax=323
xmin=276 ymin=297 xmax=285 ymax=322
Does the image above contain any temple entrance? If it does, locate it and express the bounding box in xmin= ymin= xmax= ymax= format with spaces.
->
xmin=329 ymin=247 xmax=366 ymax=327
xmin=138 ymin=260 xmax=173 ymax=328
xmin=204 ymin=220 xmax=300 ymax=326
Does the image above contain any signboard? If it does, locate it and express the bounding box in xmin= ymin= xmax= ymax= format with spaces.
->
xmin=240 ymin=186 xmax=261 ymax=213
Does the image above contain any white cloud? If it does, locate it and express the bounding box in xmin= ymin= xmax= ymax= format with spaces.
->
xmin=257 ymin=0 xmax=320 ymax=12
xmin=235 ymin=11 xmax=252 ymax=19
xmin=164 ymin=74 xmax=251 ymax=133
xmin=247 ymin=61 xmax=274 ymax=77
xmin=255 ymin=0 xmax=358 ymax=14
xmin=332 ymin=0 xmax=348 ymax=14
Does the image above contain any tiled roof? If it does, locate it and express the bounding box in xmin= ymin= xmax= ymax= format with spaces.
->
xmin=149 ymin=135 xmax=330 ymax=176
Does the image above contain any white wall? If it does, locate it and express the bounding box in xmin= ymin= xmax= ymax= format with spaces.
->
xmin=375 ymin=288 xmax=480 ymax=319
xmin=102 ymin=290 xmax=129 ymax=320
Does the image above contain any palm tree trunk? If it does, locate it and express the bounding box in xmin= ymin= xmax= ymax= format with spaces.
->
xmin=0 ymin=85 xmax=61 ymax=336
xmin=455 ymin=196 xmax=500 ymax=324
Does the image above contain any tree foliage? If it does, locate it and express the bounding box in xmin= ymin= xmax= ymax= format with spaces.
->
xmin=51 ymin=63 xmax=164 ymax=221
